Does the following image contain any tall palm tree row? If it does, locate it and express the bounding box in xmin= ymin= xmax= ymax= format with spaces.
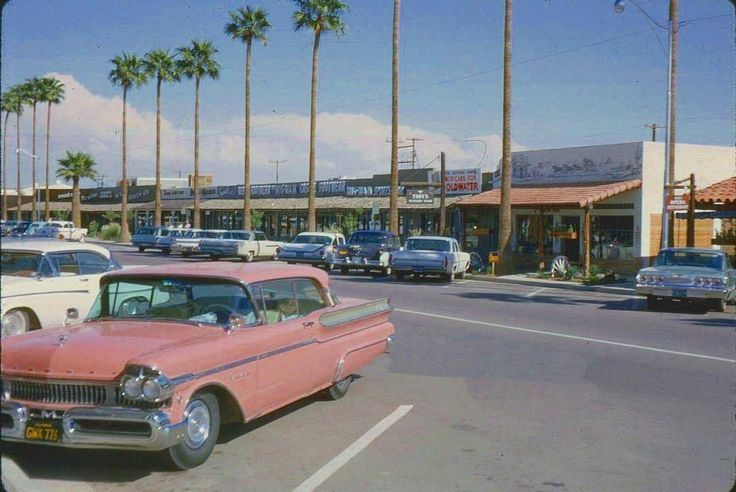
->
xmin=22 ymin=77 xmax=44 ymax=220
xmin=142 ymin=49 xmax=179 ymax=227
xmin=6 ymin=85 xmax=26 ymax=219
xmin=0 ymin=89 xmax=20 ymax=221
xmin=225 ymin=6 xmax=271 ymax=231
xmin=56 ymin=151 xmax=97 ymax=227
xmin=109 ymin=53 xmax=148 ymax=242
xmin=177 ymin=40 xmax=220 ymax=229
xmin=37 ymin=76 xmax=65 ymax=221
xmin=293 ymin=0 xmax=348 ymax=232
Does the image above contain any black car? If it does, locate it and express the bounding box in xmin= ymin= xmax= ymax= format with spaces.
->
xmin=332 ymin=230 xmax=402 ymax=275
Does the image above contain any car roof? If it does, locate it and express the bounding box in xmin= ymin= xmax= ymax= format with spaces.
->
xmin=297 ymin=231 xmax=340 ymax=237
xmin=350 ymin=230 xmax=394 ymax=236
xmin=0 ymin=240 xmax=111 ymax=255
xmin=104 ymin=262 xmax=329 ymax=287
xmin=407 ymin=235 xmax=453 ymax=241
xmin=660 ymin=247 xmax=724 ymax=255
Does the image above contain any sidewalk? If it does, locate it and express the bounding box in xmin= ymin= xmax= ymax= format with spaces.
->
xmin=466 ymin=273 xmax=636 ymax=295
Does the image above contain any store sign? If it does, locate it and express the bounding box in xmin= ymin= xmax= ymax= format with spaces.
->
xmin=251 ymin=180 xmax=346 ymax=198
xmin=667 ymin=195 xmax=688 ymax=211
xmin=406 ymin=189 xmax=434 ymax=205
xmin=432 ymin=168 xmax=481 ymax=195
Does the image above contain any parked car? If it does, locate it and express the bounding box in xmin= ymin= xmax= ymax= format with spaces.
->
xmin=132 ymin=226 xmax=170 ymax=252
xmin=156 ymin=228 xmax=186 ymax=255
xmin=0 ymin=262 xmax=395 ymax=469
xmin=171 ymin=229 xmax=226 ymax=257
xmin=35 ymin=221 xmax=88 ymax=242
xmin=8 ymin=221 xmax=32 ymax=236
xmin=0 ymin=240 xmax=122 ymax=337
xmin=635 ymin=247 xmax=735 ymax=312
xmin=276 ymin=232 xmax=346 ymax=269
xmin=332 ymin=230 xmax=401 ymax=275
xmin=200 ymin=230 xmax=281 ymax=262
xmin=18 ymin=220 xmax=49 ymax=237
xmin=390 ymin=236 xmax=471 ymax=282
xmin=1 ymin=220 xmax=19 ymax=235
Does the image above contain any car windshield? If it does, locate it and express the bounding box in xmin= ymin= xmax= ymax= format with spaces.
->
xmin=1 ymin=251 xmax=48 ymax=277
xmin=654 ymin=251 xmax=723 ymax=270
xmin=293 ymin=235 xmax=332 ymax=245
xmin=405 ymin=238 xmax=451 ymax=252
xmin=87 ymin=277 xmax=258 ymax=326
xmin=25 ymin=223 xmax=44 ymax=234
xmin=349 ymin=233 xmax=388 ymax=244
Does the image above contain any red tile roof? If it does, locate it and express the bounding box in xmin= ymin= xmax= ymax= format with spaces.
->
xmin=455 ymin=179 xmax=642 ymax=208
xmin=694 ymin=176 xmax=736 ymax=206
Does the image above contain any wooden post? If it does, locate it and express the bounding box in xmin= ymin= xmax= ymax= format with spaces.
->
xmin=686 ymin=173 xmax=695 ymax=247
xmin=537 ymin=207 xmax=545 ymax=270
xmin=439 ymin=151 xmax=446 ymax=235
xmin=583 ymin=205 xmax=592 ymax=276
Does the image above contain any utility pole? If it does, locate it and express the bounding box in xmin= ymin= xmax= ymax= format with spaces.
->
xmin=97 ymin=174 xmax=107 ymax=188
xmin=270 ymin=160 xmax=285 ymax=183
xmin=666 ymin=0 xmax=679 ymax=247
xmin=498 ymin=0 xmax=513 ymax=275
xmin=644 ymin=123 xmax=664 ymax=142
xmin=439 ymin=152 xmax=446 ymax=235
xmin=398 ymin=137 xmax=422 ymax=169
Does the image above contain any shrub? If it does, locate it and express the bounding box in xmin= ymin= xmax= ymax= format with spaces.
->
xmin=99 ymin=223 xmax=121 ymax=241
xmin=88 ymin=220 xmax=99 ymax=237
xmin=409 ymin=228 xmax=423 ymax=237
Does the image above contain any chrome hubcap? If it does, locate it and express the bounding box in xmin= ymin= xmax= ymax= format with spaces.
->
xmin=184 ymin=400 xmax=210 ymax=449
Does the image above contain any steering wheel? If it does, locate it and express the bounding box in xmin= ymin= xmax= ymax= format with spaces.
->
xmin=200 ymin=303 xmax=236 ymax=323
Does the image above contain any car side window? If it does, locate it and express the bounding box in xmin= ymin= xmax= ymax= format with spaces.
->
xmin=293 ymin=278 xmax=327 ymax=317
xmin=47 ymin=253 xmax=80 ymax=276
xmin=254 ymin=232 xmax=266 ymax=241
xmin=78 ymin=251 xmax=111 ymax=275
xmin=257 ymin=279 xmax=298 ymax=324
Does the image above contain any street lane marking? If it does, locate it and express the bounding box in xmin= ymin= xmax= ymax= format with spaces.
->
xmin=294 ymin=405 xmax=413 ymax=492
xmin=395 ymin=308 xmax=735 ymax=364
xmin=525 ymin=287 xmax=546 ymax=298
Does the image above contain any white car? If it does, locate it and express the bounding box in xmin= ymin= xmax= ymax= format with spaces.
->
xmin=171 ymin=229 xmax=226 ymax=257
xmin=277 ymin=232 xmax=346 ymax=268
xmin=390 ymin=236 xmax=470 ymax=282
xmin=35 ymin=220 xmax=88 ymax=242
xmin=0 ymin=240 xmax=122 ymax=337
xmin=199 ymin=230 xmax=281 ymax=262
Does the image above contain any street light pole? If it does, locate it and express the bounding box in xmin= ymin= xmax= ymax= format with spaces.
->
xmin=464 ymin=139 xmax=488 ymax=169
xmin=16 ymin=148 xmax=39 ymax=221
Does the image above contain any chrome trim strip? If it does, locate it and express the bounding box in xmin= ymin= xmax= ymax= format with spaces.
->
xmin=319 ymin=299 xmax=392 ymax=329
xmin=3 ymin=289 xmax=90 ymax=299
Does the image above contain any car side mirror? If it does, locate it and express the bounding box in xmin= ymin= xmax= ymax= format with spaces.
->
xmin=64 ymin=308 xmax=79 ymax=326
xmin=225 ymin=314 xmax=246 ymax=334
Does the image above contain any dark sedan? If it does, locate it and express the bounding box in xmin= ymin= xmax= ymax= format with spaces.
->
xmin=332 ymin=230 xmax=402 ymax=276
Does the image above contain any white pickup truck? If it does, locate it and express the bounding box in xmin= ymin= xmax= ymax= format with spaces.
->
xmin=390 ymin=235 xmax=470 ymax=282
xmin=199 ymin=230 xmax=281 ymax=262
xmin=35 ymin=221 xmax=88 ymax=242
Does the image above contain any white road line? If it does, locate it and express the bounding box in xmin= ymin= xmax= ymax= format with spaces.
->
xmin=525 ymin=287 xmax=546 ymax=298
xmin=294 ymin=405 xmax=413 ymax=492
xmin=395 ymin=308 xmax=735 ymax=364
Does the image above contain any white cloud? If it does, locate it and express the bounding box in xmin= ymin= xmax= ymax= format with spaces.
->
xmin=10 ymin=73 xmax=526 ymax=187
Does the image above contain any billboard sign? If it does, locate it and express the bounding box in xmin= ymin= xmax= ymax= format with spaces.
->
xmin=406 ymin=189 xmax=434 ymax=205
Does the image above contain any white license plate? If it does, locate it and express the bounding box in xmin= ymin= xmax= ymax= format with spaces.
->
xmin=672 ymin=289 xmax=687 ymax=298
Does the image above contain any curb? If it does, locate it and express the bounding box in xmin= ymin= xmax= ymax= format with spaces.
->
xmin=466 ymin=274 xmax=636 ymax=295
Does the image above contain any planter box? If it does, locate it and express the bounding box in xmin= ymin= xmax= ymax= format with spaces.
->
xmin=551 ymin=231 xmax=578 ymax=239
xmin=711 ymin=237 xmax=736 ymax=246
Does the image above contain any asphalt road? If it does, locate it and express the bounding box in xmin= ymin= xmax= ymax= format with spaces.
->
xmin=3 ymin=242 xmax=734 ymax=492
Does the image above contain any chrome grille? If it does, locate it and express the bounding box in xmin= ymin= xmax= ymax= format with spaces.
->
xmin=7 ymin=380 xmax=108 ymax=405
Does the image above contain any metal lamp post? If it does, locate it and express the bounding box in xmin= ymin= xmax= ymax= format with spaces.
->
xmin=465 ymin=139 xmax=488 ymax=169
xmin=614 ymin=0 xmax=677 ymax=249
xmin=16 ymin=148 xmax=39 ymax=221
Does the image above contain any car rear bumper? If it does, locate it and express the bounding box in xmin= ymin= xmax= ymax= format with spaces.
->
xmin=1 ymin=401 xmax=185 ymax=451
xmin=636 ymin=286 xmax=729 ymax=300
xmin=392 ymin=264 xmax=447 ymax=274
xmin=333 ymin=257 xmax=388 ymax=269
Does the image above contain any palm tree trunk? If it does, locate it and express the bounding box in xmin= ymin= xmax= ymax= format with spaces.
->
xmin=15 ymin=112 xmax=21 ymax=220
xmin=155 ymin=77 xmax=162 ymax=227
xmin=120 ymin=86 xmax=130 ymax=242
xmin=72 ymin=177 xmax=81 ymax=227
xmin=31 ymin=102 xmax=37 ymax=221
xmin=498 ymin=0 xmax=513 ymax=275
xmin=666 ymin=0 xmax=678 ymax=246
xmin=44 ymin=101 xmax=52 ymax=220
xmin=193 ymin=76 xmax=201 ymax=229
xmin=2 ymin=111 xmax=8 ymax=221
xmin=243 ymin=40 xmax=253 ymax=230
xmin=307 ymin=30 xmax=321 ymax=232
xmin=389 ymin=0 xmax=401 ymax=235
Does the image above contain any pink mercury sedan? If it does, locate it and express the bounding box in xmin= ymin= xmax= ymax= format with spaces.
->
xmin=0 ymin=263 xmax=395 ymax=469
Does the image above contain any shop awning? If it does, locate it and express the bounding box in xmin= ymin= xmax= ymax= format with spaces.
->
xmin=454 ymin=179 xmax=642 ymax=208
xmin=694 ymin=176 xmax=735 ymax=208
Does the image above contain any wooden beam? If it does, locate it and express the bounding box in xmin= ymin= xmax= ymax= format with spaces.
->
xmin=583 ymin=205 xmax=591 ymax=276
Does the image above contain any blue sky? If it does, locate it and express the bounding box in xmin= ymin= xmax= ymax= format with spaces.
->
xmin=2 ymin=0 xmax=733 ymax=187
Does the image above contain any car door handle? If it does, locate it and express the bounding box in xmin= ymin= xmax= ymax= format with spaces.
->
xmin=79 ymin=278 xmax=89 ymax=282
xmin=302 ymin=321 xmax=314 ymax=327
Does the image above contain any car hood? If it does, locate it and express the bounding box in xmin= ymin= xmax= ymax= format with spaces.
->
xmin=638 ymin=266 xmax=722 ymax=277
xmin=281 ymin=243 xmax=327 ymax=253
xmin=0 ymin=321 xmax=221 ymax=381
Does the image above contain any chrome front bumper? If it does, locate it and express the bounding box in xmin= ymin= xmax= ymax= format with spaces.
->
xmin=200 ymin=246 xmax=238 ymax=256
xmin=333 ymin=257 xmax=387 ymax=269
xmin=1 ymin=401 xmax=186 ymax=451
xmin=636 ymin=285 xmax=729 ymax=300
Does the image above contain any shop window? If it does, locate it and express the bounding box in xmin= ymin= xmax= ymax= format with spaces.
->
xmin=592 ymin=215 xmax=634 ymax=259
xmin=515 ymin=215 xmax=553 ymax=255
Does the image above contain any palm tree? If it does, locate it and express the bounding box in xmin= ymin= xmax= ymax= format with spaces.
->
xmin=109 ymin=53 xmax=148 ymax=242
xmin=389 ymin=0 xmax=401 ymax=234
xmin=22 ymin=77 xmax=43 ymax=220
xmin=37 ymin=76 xmax=65 ymax=221
xmin=56 ymin=151 xmax=97 ymax=227
xmin=225 ymin=6 xmax=271 ymax=231
xmin=143 ymin=49 xmax=179 ymax=227
xmin=0 ymin=89 xmax=19 ymax=221
xmin=177 ymin=40 xmax=220 ymax=229
xmin=5 ymin=85 xmax=25 ymax=220
xmin=293 ymin=0 xmax=348 ymax=231
xmin=498 ymin=0 xmax=513 ymax=275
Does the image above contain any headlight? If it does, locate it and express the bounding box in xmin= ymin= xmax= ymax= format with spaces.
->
xmin=695 ymin=277 xmax=703 ymax=286
xmin=120 ymin=367 xmax=173 ymax=403
xmin=142 ymin=378 xmax=162 ymax=400
xmin=121 ymin=376 xmax=142 ymax=399
xmin=656 ymin=275 xmax=665 ymax=283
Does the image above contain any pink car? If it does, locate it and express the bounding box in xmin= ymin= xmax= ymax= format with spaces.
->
xmin=0 ymin=263 xmax=395 ymax=469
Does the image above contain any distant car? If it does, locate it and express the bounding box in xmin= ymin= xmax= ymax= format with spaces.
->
xmin=155 ymin=228 xmax=186 ymax=255
xmin=171 ymin=229 xmax=227 ymax=257
xmin=390 ymin=236 xmax=471 ymax=282
xmin=332 ymin=230 xmax=402 ymax=276
xmin=131 ymin=226 xmax=170 ymax=252
xmin=19 ymin=220 xmax=49 ymax=237
xmin=199 ymin=230 xmax=281 ymax=262
xmin=0 ymin=262 xmax=395 ymax=469
xmin=636 ymin=247 xmax=735 ymax=312
xmin=8 ymin=221 xmax=32 ymax=236
xmin=0 ymin=240 xmax=122 ymax=337
xmin=35 ymin=221 xmax=88 ymax=242
xmin=1 ymin=220 xmax=19 ymax=235
xmin=276 ymin=232 xmax=346 ymax=269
